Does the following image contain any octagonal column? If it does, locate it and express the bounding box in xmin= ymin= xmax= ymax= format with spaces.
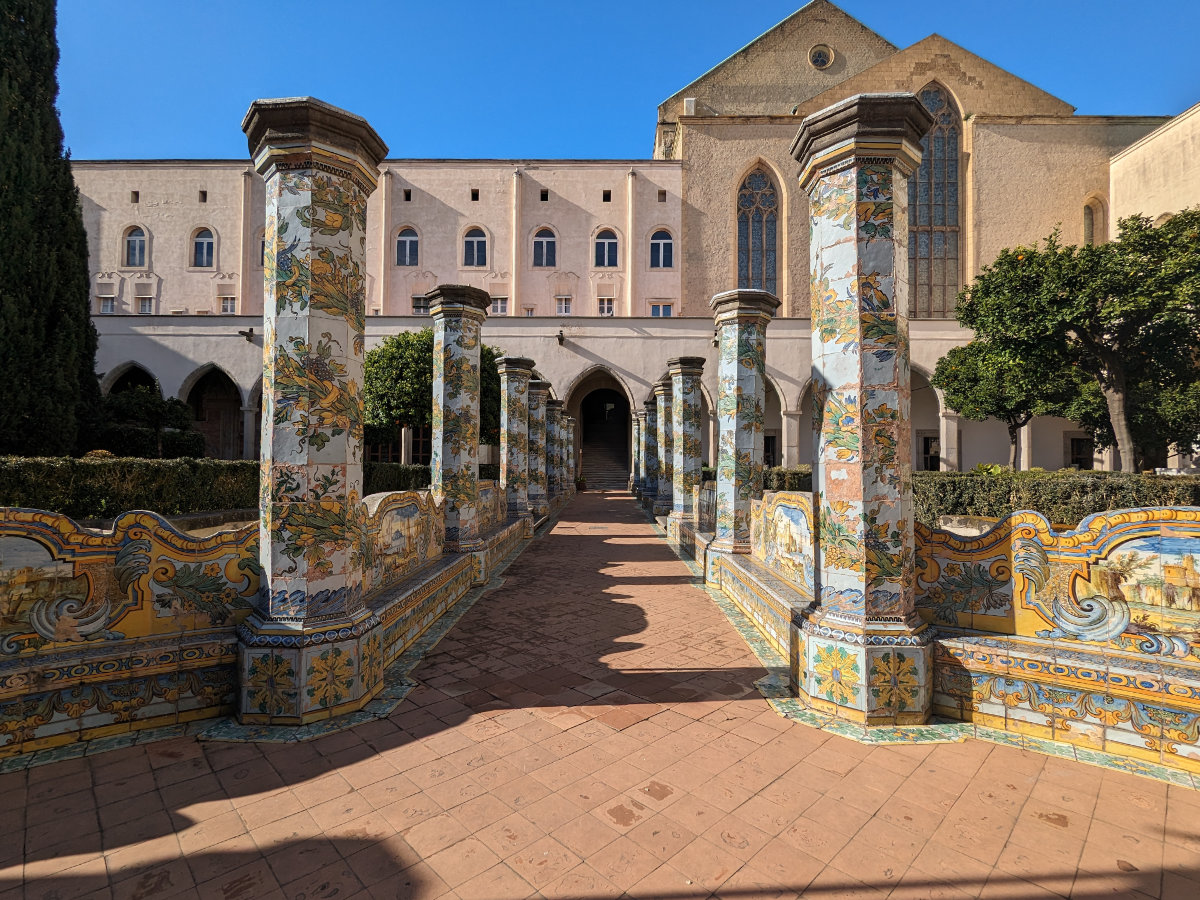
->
xmin=668 ymin=357 xmax=705 ymax=522
xmin=545 ymin=399 xmax=564 ymax=500
xmin=791 ymin=93 xmax=935 ymax=725
xmin=429 ymin=284 xmax=491 ymax=552
xmin=497 ymin=356 xmax=535 ymax=526
xmin=653 ymin=380 xmax=673 ymax=516
xmin=641 ymin=401 xmax=658 ymax=508
xmin=527 ymin=381 xmax=550 ymax=518
xmin=711 ymin=289 xmax=780 ymax=552
xmin=565 ymin=416 xmax=577 ymax=492
xmin=240 ymin=97 xmax=387 ymax=724
xmin=631 ymin=413 xmax=644 ymax=493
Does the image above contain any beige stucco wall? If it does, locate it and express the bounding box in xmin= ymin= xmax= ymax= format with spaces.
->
xmin=1111 ymin=101 xmax=1200 ymax=227
xmin=967 ymin=116 xmax=1165 ymax=271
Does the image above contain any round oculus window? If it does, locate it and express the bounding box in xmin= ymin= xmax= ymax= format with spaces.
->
xmin=809 ymin=44 xmax=834 ymax=70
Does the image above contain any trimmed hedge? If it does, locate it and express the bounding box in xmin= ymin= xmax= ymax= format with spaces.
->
xmin=911 ymin=471 xmax=1200 ymax=529
xmin=96 ymin=425 xmax=206 ymax=459
xmin=363 ymin=463 xmax=431 ymax=495
xmin=763 ymin=466 xmax=813 ymax=492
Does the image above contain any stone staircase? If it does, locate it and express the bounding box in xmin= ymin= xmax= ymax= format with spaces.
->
xmin=581 ymin=443 xmax=630 ymax=490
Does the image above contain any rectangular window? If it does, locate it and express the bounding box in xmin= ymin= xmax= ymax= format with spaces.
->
xmin=602 ymin=190 xmax=611 ymax=202
xmin=99 ymin=297 xmax=115 ymax=315
xmin=1069 ymin=435 xmax=1095 ymax=470
xmin=540 ymin=189 xmax=548 ymax=201
xmin=556 ymin=296 xmax=572 ymax=316
xmin=220 ymin=297 xmax=237 ymax=315
xmin=371 ymin=308 xmax=381 ymax=316
xmin=764 ymin=435 xmax=778 ymax=468
xmin=412 ymin=295 xmax=430 ymax=315
xmin=650 ymin=303 xmax=672 ymax=317
xmin=491 ymin=296 xmax=508 ymax=316
xmin=658 ymin=189 xmax=667 ymax=202
xmin=918 ymin=432 xmax=940 ymax=472
xmin=138 ymin=298 xmax=153 ymax=315
xmin=130 ymin=190 xmax=139 ymax=203
xmin=403 ymin=188 xmax=412 ymax=201
xmin=198 ymin=190 xmax=207 ymax=203
xmin=470 ymin=188 xmax=479 ymax=201
xmin=259 ymin=238 xmax=266 ymax=267
xmin=524 ymin=307 xmax=535 ymax=317
xmin=597 ymin=298 xmax=614 ymax=317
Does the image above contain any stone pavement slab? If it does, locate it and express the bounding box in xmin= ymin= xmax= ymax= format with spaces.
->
xmin=2 ymin=490 xmax=1199 ymax=899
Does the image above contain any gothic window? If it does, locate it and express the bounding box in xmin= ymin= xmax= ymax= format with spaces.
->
xmin=463 ymin=227 xmax=487 ymax=267
xmin=737 ymin=170 xmax=777 ymax=294
xmin=650 ymin=229 xmax=673 ymax=268
xmin=908 ymin=84 xmax=961 ymax=318
xmin=124 ymin=226 xmax=146 ymax=267
xmin=533 ymin=228 xmax=556 ymax=267
xmin=594 ymin=229 xmax=618 ymax=267
xmin=192 ymin=228 xmax=214 ymax=267
xmin=396 ymin=227 xmax=418 ymax=266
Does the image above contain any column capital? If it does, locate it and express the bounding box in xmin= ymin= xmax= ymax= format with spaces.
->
xmin=545 ymin=398 xmax=564 ymax=411
xmin=652 ymin=379 xmax=673 ymax=399
xmin=496 ymin=356 xmax=536 ymax=377
xmin=667 ymin=356 xmax=706 ymax=377
xmin=710 ymin=289 xmax=781 ymax=321
xmin=528 ymin=380 xmax=551 ymax=396
xmin=634 ymin=409 xmax=647 ymax=422
xmin=791 ymin=93 xmax=934 ymax=191
xmin=242 ymin=96 xmax=388 ymax=193
xmin=427 ymin=284 xmax=492 ymax=319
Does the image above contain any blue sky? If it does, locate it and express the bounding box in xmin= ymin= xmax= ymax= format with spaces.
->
xmin=57 ymin=0 xmax=1198 ymax=160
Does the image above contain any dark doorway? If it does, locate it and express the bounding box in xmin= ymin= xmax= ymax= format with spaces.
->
xmin=186 ymin=369 xmax=243 ymax=459
xmin=108 ymin=365 xmax=157 ymax=395
xmin=578 ymin=387 xmax=630 ymax=489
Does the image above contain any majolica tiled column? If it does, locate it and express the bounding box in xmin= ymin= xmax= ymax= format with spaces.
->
xmin=641 ymin=401 xmax=658 ymax=509
xmin=791 ymin=93 xmax=935 ymax=725
xmin=545 ymin=399 xmax=564 ymax=500
xmin=668 ymin=357 xmax=705 ymax=522
xmin=240 ymin=98 xmax=388 ymax=724
xmin=429 ymin=284 xmax=491 ymax=552
xmin=653 ymin=380 xmax=674 ymax=516
xmin=711 ymin=290 xmax=780 ymax=553
xmin=498 ymin=356 xmax=535 ymax=527
xmin=631 ymin=413 xmax=644 ymax=493
xmin=565 ymin=417 xmax=577 ymax=493
xmin=527 ymin=380 xmax=550 ymax=518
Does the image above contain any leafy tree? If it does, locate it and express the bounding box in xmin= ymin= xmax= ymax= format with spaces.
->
xmin=956 ymin=212 xmax=1200 ymax=471
xmin=932 ymin=341 xmax=1091 ymax=469
xmin=101 ymin=384 xmax=194 ymax=458
xmin=0 ymin=1 xmax=99 ymax=455
xmin=363 ymin=328 xmax=503 ymax=447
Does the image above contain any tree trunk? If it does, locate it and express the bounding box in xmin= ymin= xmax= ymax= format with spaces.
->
xmin=1008 ymin=423 xmax=1020 ymax=470
xmin=1096 ymin=358 xmax=1136 ymax=472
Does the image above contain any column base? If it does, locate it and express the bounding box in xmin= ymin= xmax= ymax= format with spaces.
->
xmin=237 ymin=608 xmax=383 ymax=726
xmin=792 ymin=614 xmax=933 ymax=726
xmin=653 ymin=499 xmax=673 ymax=516
xmin=708 ymin=537 xmax=751 ymax=555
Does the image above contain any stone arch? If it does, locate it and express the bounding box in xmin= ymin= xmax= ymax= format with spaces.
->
xmin=102 ymin=361 xmax=160 ymax=396
xmin=565 ymin=366 xmax=635 ymax=489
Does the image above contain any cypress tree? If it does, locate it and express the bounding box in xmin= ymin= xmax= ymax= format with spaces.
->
xmin=0 ymin=0 xmax=99 ymax=456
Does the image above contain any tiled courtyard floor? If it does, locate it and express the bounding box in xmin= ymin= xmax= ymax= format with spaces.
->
xmin=3 ymin=491 xmax=1200 ymax=899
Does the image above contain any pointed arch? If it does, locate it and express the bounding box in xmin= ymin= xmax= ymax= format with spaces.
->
xmin=909 ymin=82 xmax=963 ymax=319
xmin=563 ymin=364 xmax=636 ymax=410
xmin=178 ymin=362 xmax=247 ymax=406
xmin=734 ymin=159 xmax=783 ymax=297
xmin=102 ymin=362 xmax=160 ymax=396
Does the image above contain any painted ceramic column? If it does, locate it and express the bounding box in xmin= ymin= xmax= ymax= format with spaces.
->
xmin=653 ymin=380 xmax=674 ymax=516
xmin=641 ymin=400 xmax=658 ymax=508
xmin=429 ymin=284 xmax=491 ymax=552
xmin=497 ymin=356 xmax=535 ymax=524
xmin=545 ymin=399 xmax=564 ymax=500
xmin=240 ymin=97 xmax=387 ymax=724
xmin=668 ymin=357 xmax=705 ymax=521
xmin=527 ymin=381 xmax=550 ymax=518
xmin=710 ymin=290 xmax=780 ymax=552
xmin=791 ymin=93 xmax=935 ymax=725
xmin=565 ymin=416 xmax=577 ymax=492
xmin=631 ymin=413 xmax=644 ymax=493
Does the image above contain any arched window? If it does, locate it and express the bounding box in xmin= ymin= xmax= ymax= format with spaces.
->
xmin=533 ymin=228 xmax=556 ymax=268
xmin=463 ymin=227 xmax=487 ymax=267
xmin=650 ymin=230 xmax=673 ymax=268
xmin=594 ymin=229 xmax=618 ymax=267
xmin=908 ymin=84 xmax=961 ymax=318
xmin=1083 ymin=205 xmax=1095 ymax=247
xmin=396 ymin=227 xmax=418 ymax=266
xmin=192 ymin=229 xmax=214 ymax=268
xmin=736 ymin=170 xmax=777 ymax=293
xmin=124 ymin=227 xmax=146 ymax=267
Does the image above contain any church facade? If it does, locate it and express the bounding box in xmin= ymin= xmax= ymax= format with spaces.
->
xmin=73 ymin=1 xmax=1200 ymax=473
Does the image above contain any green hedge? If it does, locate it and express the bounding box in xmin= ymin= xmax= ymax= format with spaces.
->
xmin=363 ymin=463 xmax=431 ymax=495
xmin=911 ymin=471 xmax=1200 ymax=528
xmin=763 ymin=466 xmax=813 ymax=492
xmin=94 ymin=425 xmax=205 ymax=459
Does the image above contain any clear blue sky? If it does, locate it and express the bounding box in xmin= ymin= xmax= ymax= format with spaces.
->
xmin=57 ymin=0 xmax=1198 ymax=160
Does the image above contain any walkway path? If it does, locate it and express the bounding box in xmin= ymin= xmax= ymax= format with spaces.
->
xmin=3 ymin=491 xmax=1199 ymax=899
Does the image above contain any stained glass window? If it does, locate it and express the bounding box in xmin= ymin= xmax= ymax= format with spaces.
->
xmin=908 ymin=85 xmax=961 ymax=318
xmin=737 ymin=170 xmax=777 ymax=294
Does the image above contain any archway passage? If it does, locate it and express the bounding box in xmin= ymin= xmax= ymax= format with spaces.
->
xmin=573 ymin=383 xmax=631 ymax=490
xmin=107 ymin=364 xmax=157 ymax=395
xmin=186 ymin=368 xmax=243 ymax=459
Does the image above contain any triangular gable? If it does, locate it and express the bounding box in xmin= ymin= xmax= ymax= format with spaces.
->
xmin=793 ymin=33 xmax=1075 ymax=120
xmin=658 ymin=0 xmax=897 ymax=122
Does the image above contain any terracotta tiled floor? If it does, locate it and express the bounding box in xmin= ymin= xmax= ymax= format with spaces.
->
xmin=3 ymin=491 xmax=1200 ymax=899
